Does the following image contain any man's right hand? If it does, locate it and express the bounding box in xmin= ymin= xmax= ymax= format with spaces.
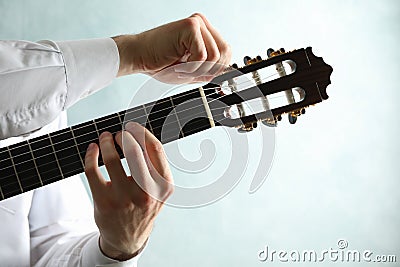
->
xmin=112 ymin=13 xmax=232 ymax=83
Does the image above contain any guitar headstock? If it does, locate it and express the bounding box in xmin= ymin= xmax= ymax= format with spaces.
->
xmin=203 ymin=47 xmax=333 ymax=131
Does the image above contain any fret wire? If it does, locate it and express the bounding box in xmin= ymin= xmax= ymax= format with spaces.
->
xmin=70 ymin=128 xmax=85 ymax=169
xmin=6 ymin=146 xmax=23 ymax=193
xmin=48 ymin=133 xmax=65 ymax=180
xmin=0 ymin=93 xmax=223 ymax=172
xmin=0 ymin=183 xmax=4 ymax=200
xmin=117 ymin=111 xmax=123 ymax=124
xmin=0 ymin=107 xmax=216 ymax=176
xmin=27 ymin=140 xmax=44 ymax=187
xmin=0 ymin=93 xmax=208 ymax=165
xmin=142 ymin=104 xmax=154 ymax=133
xmin=93 ymin=119 xmax=101 ymax=138
xmin=0 ymin=114 xmax=214 ymax=185
xmin=170 ymin=96 xmax=185 ymax=137
xmin=0 ymin=72 xmax=279 ymax=154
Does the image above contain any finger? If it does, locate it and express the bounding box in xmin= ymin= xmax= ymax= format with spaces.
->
xmin=98 ymin=132 xmax=128 ymax=189
xmin=124 ymin=122 xmax=172 ymax=182
xmin=174 ymin=16 xmax=220 ymax=77
xmin=123 ymin=124 xmax=174 ymax=203
xmin=192 ymin=13 xmax=232 ymax=74
xmin=173 ymin=17 xmax=206 ymax=74
xmin=118 ymin=130 xmax=154 ymax=193
xmin=193 ymin=13 xmax=231 ymax=63
xmin=84 ymin=143 xmax=107 ymax=200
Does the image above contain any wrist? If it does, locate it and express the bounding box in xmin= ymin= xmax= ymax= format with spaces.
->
xmin=111 ymin=34 xmax=143 ymax=77
xmin=99 ymin=235 xmax=146 ymax=261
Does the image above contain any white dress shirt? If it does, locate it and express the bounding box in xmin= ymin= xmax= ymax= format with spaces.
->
xmin=0 ymin=38 xmax=141 ymax=266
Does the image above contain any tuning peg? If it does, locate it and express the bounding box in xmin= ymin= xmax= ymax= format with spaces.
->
xmin=256 ymin=55 xmax=262 ymax=61
xmin=232 ymin=63 xmax=238 ymax=69
xmin=262 ymin=120 xmax=277 ymax=127
xmin=238 ymin=122 xmax=258 ymax=132
xmin=267 ymin=48 xmax=274 ymax=57
xmin=301 ymin=108 xmax=306 ymax=115
xmin=243 ymin=56 xmax=251 ymax=65
xmin=288 ymin=113 xmax=297 ymax=124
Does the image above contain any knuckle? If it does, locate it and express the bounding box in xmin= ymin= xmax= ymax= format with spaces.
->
xmin=191 ymin=12 xmax=204 ymax=19
xmin=147 ymin=141 xmax=164 ymax=154
xmin=208 ymin=50 xmax=220 ymax=62
xmin=165 ymin=182 xmax=174 ymax=197
xmin=221 ymin=42 xmax=232 ymax=56
xmin=138 ymin=193 xmax=154 ymax=208
xmin=183 ymin=17 xmax=200 ymax=31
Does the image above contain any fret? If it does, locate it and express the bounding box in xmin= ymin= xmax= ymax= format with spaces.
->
xmin=146 ymin=98 xmax=180 ymax=142
xmin=93 ymin=120 xmax=100 ymax=138
xmin=0 ymin=183 xmax=3 ymax=200
xmin=0 ymin=147 xmax=21 ymax=199
xmin=72 ymin=121 xmax=100 ymax=164
xmin=8 ymin=141 xmax=42 ymax=192
xmin=142 ymin=104 xmax=154 ymax=134
xmin=117 ymin=111 xmax=123 ymax=124
xmin=27 ymin=140 xmax=44 ymax=186
xmin=170 ymin=96 xmax=185 ymax=138
xmin=50 ymin=129 xmax=84 ymax=177
xmin=170 ymin=89 xmax=212 ymax=141
xmin=70 ymin=128 xmax=85 ymax=169
xmin=30 ymin=135 xmax=64 ymax=185
xmin=48 ymin=134 xmax=65 ymax=180
xmin=94 ymin=113 xmax=122 ymax=134
xmin=6 ymin=146 xmax=23 ymax=193
xmin=123 ymin=106 xmax=147 ymax=126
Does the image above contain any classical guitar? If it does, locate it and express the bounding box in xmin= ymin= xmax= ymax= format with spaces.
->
xmin=0 ymin=47 xmax=333 ymax=201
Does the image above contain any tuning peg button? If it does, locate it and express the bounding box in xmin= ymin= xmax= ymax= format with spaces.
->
xmin=288 ymin=113 xmax=297 ymax=124
xmin=243 ymin=56 xmax=251 ymax=65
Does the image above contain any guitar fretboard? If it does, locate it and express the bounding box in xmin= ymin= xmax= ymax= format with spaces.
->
xmin=0 ymin=88 xmax=213 ymax=201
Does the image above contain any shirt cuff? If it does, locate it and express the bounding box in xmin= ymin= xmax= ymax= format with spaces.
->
xmin=82 ymin=232 xmax=144 ymax=267
xmin=56 ymin=38 xmax=119 ymax=109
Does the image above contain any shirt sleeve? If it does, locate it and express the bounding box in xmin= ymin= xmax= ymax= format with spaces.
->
xmin=0 ymin=38 xmax=119 ymax=140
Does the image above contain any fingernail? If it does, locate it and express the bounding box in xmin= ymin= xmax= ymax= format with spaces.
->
xmin=87 ymin=143 xmax=96 ymax=151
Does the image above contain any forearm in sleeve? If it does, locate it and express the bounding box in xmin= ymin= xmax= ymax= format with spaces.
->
xmin=0 ymin=38 xmax=119 ymax=139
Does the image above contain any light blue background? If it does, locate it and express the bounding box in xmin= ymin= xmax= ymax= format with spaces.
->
xmin=1 ymin=0 xmax=399 ymax=266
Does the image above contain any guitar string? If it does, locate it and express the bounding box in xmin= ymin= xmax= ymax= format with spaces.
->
xmin=0 ymin=72 xmax=290 ymax=190
xmin=0 ymin=109 xmax=235 ymax=192
xmin=0 ymin=70 xmax=283 ymax=164
xmin=0 ymin=68 xmax=278 ymax=155
xmin=0 ymin=89 xmax=289 ymax=188
xmin=0 ymin=89 xmax=287 ymax=184
xmin=0 ymin=88 xmax=285 ymax=190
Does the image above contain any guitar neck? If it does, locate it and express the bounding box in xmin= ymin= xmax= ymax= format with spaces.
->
xmin=0 ymin=47 xmax=334 ymax=202
xmin=0 ymin=87 xmax=213 ymax=201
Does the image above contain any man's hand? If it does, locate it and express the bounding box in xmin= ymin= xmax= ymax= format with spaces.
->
xmin=112 ymin=13 xmax=231 ymax=82
xmin=84 ymin=122 xmax=173 ymax=261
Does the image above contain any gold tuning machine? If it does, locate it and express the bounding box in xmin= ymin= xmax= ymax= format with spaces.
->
xmin=268 ymin=48 xmax=306 ymax=125
xmin=244 ymin=55 xmax=277 ymax=128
